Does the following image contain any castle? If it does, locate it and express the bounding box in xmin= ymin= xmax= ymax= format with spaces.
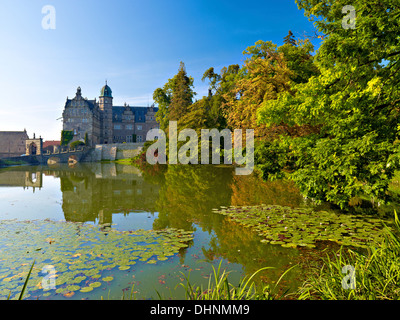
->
xmin=62 ymin=83 xmax=159 ymax=146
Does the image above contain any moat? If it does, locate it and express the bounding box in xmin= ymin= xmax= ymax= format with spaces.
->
xmin=0 ymin=163 xmax=395 ymax=300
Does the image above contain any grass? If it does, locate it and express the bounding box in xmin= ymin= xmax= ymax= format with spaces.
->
xmin=174 ymin=261 xmax=296 ymax=300
xmin=297 ymin=211 xmax=400 ymax=300
xmin=113 ymin=158 xmax=134 ymax=165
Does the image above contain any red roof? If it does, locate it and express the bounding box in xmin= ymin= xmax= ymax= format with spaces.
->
xmin=43 ymin=141 xmax=61 ymax=148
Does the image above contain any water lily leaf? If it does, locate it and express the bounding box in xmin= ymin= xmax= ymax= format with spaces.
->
xmin=102 ymin=276 xmax=113 ymax=282
xmin=214 ymin=204 xmax=390 ymax=249
xmin=66 ymin=285 xmax=80 ymax=292
xmin=89 ymin=282 xmax=101 ymax=288
xmin=118 ymin=266 xmax=130 ymax=271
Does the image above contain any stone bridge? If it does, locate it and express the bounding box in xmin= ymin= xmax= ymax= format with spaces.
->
xmin=0 ymin=147 xmax=91 ymax=166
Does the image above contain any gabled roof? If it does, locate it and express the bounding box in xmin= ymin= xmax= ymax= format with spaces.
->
xmin=43 ymin=141 xmax=61 ymax=148
xmin=112 ymin=106 xmax=158 ymax=123
xmin=65 ymin=98 xmax=97 ymax=111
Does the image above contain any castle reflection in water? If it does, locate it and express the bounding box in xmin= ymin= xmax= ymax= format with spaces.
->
xmin=0 ymin=163 xmax=159 ymax=225
xmin=0 ymin=162 xmax=307 ymax=232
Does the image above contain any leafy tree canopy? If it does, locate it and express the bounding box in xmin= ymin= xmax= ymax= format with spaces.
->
xmin=257 ymin=0 xmax=400 ymax=207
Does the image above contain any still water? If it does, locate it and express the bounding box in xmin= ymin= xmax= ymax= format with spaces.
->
xmin=0 ymin=162 xmax=390 ymax=300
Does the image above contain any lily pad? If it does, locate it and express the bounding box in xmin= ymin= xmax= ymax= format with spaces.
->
xmin=102 ymin=276 xmax=114 ymax=282
xmin=214 ymin=204 xmax=391 ymax=249
xmin=66 ymin=285 xmax=80 ymax=292
xmin=0 ymin=220 xmax=193 ymax=299
xmin=118 ymin=266 xmax=130 ymax=271
xmin=89 ymin=282 xmax=102 ymax=288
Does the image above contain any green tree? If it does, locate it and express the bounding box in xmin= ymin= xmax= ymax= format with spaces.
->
xmin=168 ymin=61 xmax=196 ymax=122
xmin=153 ymin=62 xmax=196 ymax=131
xmin=222 ymin=40 xmax=318 ymax=139
xmin=258 ymin=0 xmax=400 ymax=208
xmin=153 ymin=87 xmax=171 ymax=132
xmin=202 ymin=67 xmax=221 ymax=98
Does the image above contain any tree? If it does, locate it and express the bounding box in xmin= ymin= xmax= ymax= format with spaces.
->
xmin=153 ymin=62 xmax=196 ymax=131
xmin=202 ymin=67 xmax=221 ymax=98
xmin=153 ymin=87 xmax=171 ymax=132
xmin=222 ymin=40 xmax=318 ymax=140
xmin=257 ymin=0 xmax=400 ymax=208
xmin=168 ymin=62 xmax=196 ymax=122
xmin=283 ymin=30 xmax=296 ymax=46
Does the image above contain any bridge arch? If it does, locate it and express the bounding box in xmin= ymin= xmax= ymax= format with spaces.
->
xmin=47 ymin=157 xmax=60 ymax=165
xmin=68 ymin=155 xmax=78 ymax=166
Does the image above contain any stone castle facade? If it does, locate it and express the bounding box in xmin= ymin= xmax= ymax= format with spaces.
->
xmin=62 ymin=84 xmax=159 ymax=146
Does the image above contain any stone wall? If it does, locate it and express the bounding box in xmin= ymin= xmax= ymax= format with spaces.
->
xmin=0 ymin=131 xmax=29 ymax=158
xmin=83 ymin=143 xmax=144 ymax=162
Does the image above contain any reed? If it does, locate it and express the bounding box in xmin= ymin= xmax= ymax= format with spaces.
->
xmin=177 ymin=260 xmax=296 ymax=300
xmin=297 ymin=211 xmax=400 ymax=300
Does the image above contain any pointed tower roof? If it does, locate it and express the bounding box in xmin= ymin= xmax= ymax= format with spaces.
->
xmin=100 ymin=81 xmax=112 ymax=98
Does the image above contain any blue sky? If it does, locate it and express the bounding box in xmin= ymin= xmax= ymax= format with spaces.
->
xmin=0 ymin=0 xmax=318 ymax=140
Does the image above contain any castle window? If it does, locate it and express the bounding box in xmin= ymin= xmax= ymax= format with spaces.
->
xmin=137 ymin=125 xmax=142 ymax=131
xmin=114 ymin=124 xmax=121 ymax=130
xmin=126 ymin=124 xmax=133 ymax=130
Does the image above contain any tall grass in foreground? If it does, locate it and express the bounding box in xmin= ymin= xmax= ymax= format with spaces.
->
xmin=297 ymin=211 xmax=400 ymax=300
xmin=176 ymin=261 xmax=296 ymax=300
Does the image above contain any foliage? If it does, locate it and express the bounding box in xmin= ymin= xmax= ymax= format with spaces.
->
xmin=178 ymin=260 xmax=295 ymax=300
xmin=84 ymin=132 xmax=89 ymax=146
xmin=153 ymin=62 xmax=196 ymax=132
xmin=257 ymin=0 xmax=400 ymax=208
xmin=169 ymin=62 xmax=196 ymax=122
xmin=61 ymin=130 xmax=74 ymax=146
xmin=222 ymin=39 xmax=319 ymax=140
xmin=254 ymin=139 xmax=291 ymax=181
xmin=70 ymin=140 xmax=85 ymax=149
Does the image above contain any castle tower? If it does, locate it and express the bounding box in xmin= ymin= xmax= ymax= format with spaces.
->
xmin=99 ymin=81 xmax=113 ymax=144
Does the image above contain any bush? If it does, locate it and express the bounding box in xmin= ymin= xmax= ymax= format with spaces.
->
xmin=70 ymin=140 xmax=85 ymax=149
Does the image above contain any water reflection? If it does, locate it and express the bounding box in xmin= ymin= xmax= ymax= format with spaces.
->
xmin=0 ymin=169 xmax=43 ymax=190
xmin=0 ymin=163 xmax=307 ymax=226
xmin=0 ymin=163 xmax=308 ymax=291
xmin=0 ymin=163 xmax=398 ymax=299
xmin=59 ymin=164 xmax=159 ymax=224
